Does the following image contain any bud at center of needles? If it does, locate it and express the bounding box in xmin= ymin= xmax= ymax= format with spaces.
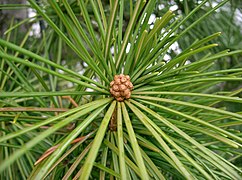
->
xmin=110 ymin=74 xmax=133 ymax=102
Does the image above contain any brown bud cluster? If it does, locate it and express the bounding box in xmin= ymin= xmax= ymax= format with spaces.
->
xmin=110 ymin=74 xmax=133 ymax=101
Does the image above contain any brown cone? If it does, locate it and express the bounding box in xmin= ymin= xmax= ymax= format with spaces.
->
xmin=110 ymin=74 xmax=133 ymax=101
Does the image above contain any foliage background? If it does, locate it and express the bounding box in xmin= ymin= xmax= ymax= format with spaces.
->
xmin=0 ymin=0 xmax=242 ymax=179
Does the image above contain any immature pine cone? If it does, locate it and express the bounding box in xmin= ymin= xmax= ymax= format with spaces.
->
xmin=110 ymin=74 xmax=133 ymax=101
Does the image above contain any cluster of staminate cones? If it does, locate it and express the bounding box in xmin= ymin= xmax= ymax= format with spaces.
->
xmin=110 ymin=74 xmax=133 ymax=101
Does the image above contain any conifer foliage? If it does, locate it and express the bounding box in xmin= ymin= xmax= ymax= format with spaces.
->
xmin=0 ymin=0 xmax=242 ymax=179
